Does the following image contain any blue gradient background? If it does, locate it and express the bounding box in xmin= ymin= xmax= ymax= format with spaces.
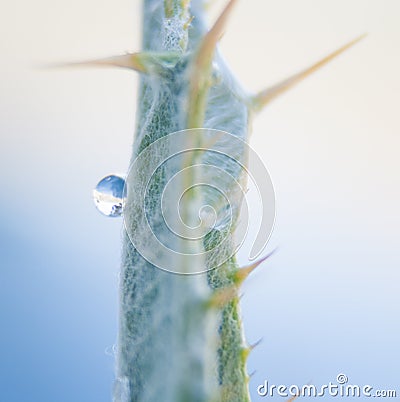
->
xmin=1 ymin=0 xmax=399 ymax=401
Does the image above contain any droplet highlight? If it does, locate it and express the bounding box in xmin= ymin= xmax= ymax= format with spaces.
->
xmin=93 ymin=174 xmax=126 ymax=217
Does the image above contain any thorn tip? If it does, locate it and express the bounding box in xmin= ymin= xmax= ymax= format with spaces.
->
xmin=234 ymin=248 xmax=278 ymax=284
xmin=252 ymin=34 xmax=368 ymax=112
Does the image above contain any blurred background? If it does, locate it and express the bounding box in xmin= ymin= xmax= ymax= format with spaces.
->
xmin=0 ymin=0 xmax=399 ymax=400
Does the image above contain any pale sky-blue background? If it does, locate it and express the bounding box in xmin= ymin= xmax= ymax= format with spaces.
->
xmin=1 ymin=0 xmax=399 ymax=401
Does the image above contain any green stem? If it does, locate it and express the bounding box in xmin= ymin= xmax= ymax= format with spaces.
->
xmin=115 ymin=1 xmax=252 ymax=401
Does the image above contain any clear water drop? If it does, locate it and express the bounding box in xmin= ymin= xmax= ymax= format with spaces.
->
xmin=93 ymin=174 xmax=126 ymax=217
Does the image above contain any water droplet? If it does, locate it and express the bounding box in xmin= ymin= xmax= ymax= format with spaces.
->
xmin=93 ymin=174 xmax=126 ymax=217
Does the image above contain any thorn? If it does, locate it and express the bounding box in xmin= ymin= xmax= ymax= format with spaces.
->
xmin=252 ymin=34 xmax=367 ymax=112
xmin=206 ymin=286 xmax=237 ymax=309
xmin=240 ymin=340 xmax=258 ymax=361
xmin=196 ymin=0 xmax=237 ymax=70
xmin=248 ymin=370 xmax=257 ymax=379
xmin=241 ymin=338 xmax=263 ymax=361
xmin=187 ymin=0 xmax=238 ymax=128
xmin=249 ymin=337 xmax=263 ymax=351
xmin=234 ymin=248 xmax=278 ymax=284
xmin=49 ymin=53 xmax=148 ymax=73
xmin=47 ymin=51 xmax=181 ymax=74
